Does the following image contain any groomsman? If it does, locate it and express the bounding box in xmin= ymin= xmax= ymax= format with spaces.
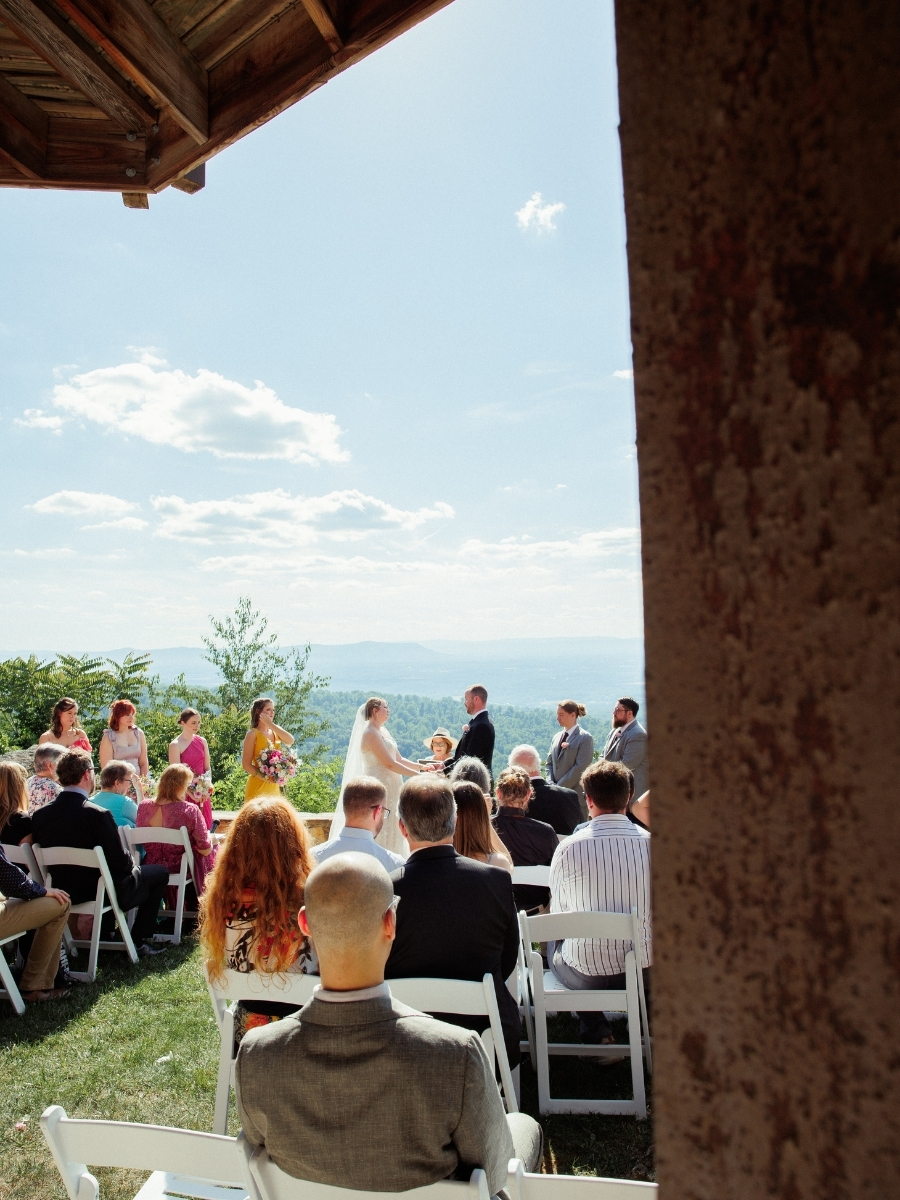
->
xmin=546 ymin=700 xmax=594 ymax=817
xmin=601 ymin=696 xmax=648 ymax=799
xmin=443 ymin=685 xmax=495 ymax=778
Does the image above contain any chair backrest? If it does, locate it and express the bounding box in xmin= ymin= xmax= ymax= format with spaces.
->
xmin=388 ymin=975 xmax=494 ymax=1018
xmin=34 ymin=843 xmax=119 ymax=908
xmin=515 ymin=1173 xmax=657 ymax=1199
xmin=2 ymin=841 xmax=43 ymax=884
xmin=40 ymin=1105 xmax=250 ymax=1200
xmin=207 ymin=967 xmax=318 ymax=1030
xmin=245 ymin=1140 xmax=490 ymax=1200
xmin=126 ymin=826 xmax=192 ymax=849
xmin=511 ymin=866 xmax=552 ymax=887
xmin=520 ymin=909 xmax=638 ymax=945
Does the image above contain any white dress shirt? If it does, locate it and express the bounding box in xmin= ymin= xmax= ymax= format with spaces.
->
xmin=549 ymin=813 xmax=652 ymax=976
xmin=312 ymin=825 xmax=405 ymax=871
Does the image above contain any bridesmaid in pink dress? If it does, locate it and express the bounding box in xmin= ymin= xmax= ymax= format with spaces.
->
xmin=168 ymin=708 xmax=213 ymax=830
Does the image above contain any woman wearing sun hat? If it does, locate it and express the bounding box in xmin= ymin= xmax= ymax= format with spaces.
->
xmin=419 ymin=727 xmax=458 ymax=767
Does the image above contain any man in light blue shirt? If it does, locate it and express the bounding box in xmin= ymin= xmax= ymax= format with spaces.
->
xmin=313 ymin=778 xmax=405 ymax=871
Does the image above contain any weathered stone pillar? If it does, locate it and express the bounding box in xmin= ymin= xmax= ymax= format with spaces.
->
xmin=613 ymin=3 xmax=900 ymax=1197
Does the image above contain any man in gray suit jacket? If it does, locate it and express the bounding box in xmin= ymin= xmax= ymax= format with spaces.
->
xmin=235 ymin=853 xmax=542 ymax=1192
xmin=546 ymin=701 xmax=594 ymax=817
xmin=601 ymin=696 xmax=649 ymax=799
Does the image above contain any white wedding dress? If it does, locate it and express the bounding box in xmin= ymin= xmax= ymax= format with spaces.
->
xmin=328 ymin=704 xmax=409 ymax=858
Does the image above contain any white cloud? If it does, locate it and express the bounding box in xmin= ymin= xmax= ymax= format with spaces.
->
xmin=460 ymin=528 xmax=641 ymax=563
xmin=516 ymin=192 xmax=566 ymax=233
xmin=30 ymin=358 xmax=347 ymax=465
xmin=28 ymin=491 xmax=139 ymax=518
xmin=613 ymin=369 xmax=634 ymax=379
xmin=82 ymin=517 xmax=149 ymax=531
xmin=150 ymin=488 xmax=455 ymax=545
xmin=16 ymin=409 xmax=64 ymax=433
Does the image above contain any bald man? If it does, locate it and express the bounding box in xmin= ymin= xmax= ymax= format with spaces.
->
xmin=235 ymin=853 xmax=542 ymax=1191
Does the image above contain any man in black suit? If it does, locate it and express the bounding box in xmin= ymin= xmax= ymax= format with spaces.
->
xmin=386 ymin=774 xmax=520 ymax=1065
xmin=508 ymin=745 xmax=582 ymax=835
xmin=31 ymin=749 xmax=168 ymax=957
xmin=443 ymin=685 xmax=495 ymax=778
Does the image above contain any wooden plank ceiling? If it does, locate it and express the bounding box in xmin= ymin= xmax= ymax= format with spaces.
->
xmin=0 ymin=0 xmax=452 ymax=205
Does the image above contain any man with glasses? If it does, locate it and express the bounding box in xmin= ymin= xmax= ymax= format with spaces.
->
xmin=312 ymin=777 xmax=405 ymax=871
xmin=601 ymin=696 xmax=649 ymax=799
xmin=236 ymin=852 xmax=542 ymax=1189
xmin=31 ymin=748 xmax=168 ymax=957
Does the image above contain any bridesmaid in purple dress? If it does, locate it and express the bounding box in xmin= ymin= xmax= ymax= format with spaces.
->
xmin=168 ymin=708 xmax=213 ymax=830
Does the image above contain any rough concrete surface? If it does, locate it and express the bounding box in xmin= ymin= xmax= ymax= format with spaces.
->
xmin=614 ymin=2 xmax=900 ymax=1197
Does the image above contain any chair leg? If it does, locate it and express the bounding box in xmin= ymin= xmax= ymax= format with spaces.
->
xmin=0 ymin=946 xmax=25 ymax=1015
xmin=213 ymin=1008 xmax=236 ymax=1135
xmin=637 ymin=968 xmax=652 ymax=1075
xmin=172 ymin=879 xmax=185 ymax=947
xmin=530 ymin=951 xmax=552 ymax=1115
xmin=625 ymin=955 xmax=646 ymax=1119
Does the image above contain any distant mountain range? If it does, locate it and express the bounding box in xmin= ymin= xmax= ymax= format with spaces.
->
xmin=86 ymin=636 xmax=645 ymax=712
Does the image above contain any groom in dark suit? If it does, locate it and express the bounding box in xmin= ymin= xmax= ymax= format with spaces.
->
xmin=443 ymin=685 xmax=495 ymax=778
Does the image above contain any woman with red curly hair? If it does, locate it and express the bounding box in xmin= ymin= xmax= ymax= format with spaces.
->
xmin=99 ymin=698 xmax=149 ymax=778
xmin=199 ymin=796 xmax=314 ymax=1043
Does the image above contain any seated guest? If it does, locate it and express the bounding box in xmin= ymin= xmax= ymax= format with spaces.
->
xmin=508 ymin=744 xmax=583 ymax=836
xmin=386 ymin=776 xmax=521 ymax=1066
xmin=236 ymin=853 xmax=542 ymax=1188
xmin=1 ymin=762 xmax=33 ymax=845
xmin=628 ymin=789 xmax=650 ymax=831
xmin=448 ymin=755 xmax=491 ymax=795
xmin=137 ymin=764 xmax=215 ymax=897
xmin=200 ymin=796 xmax=315 ymax=1043
xmin=27 ymin=743 xmax=65 ymax=812
xmin=492 ymin=766 xmax=558 ymax=911
xmin=452 ymin=782 xmax=512 ymax=872
xmin=92 ymin=760 xmax=142 ymax=828
xmin=0 ymin=825 xmax=70 ymax=1003
xmin=31 ymin=749 xmax=168 ymax=957
xmin=549 ymin=759 xmax=651 ymax=1047
xmin=312 ymin=777 xmax=404 ymax=871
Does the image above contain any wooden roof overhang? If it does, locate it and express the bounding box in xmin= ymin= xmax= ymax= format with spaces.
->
xmin=0 ymin=0 xmax=452 ymax=207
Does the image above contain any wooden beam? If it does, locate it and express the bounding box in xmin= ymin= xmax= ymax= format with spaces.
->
xmin=0 ymin=68 xmax=47 ymax=177
xmin=45 ymin=116 xmax=145 ymax=186
xmin=54 ymin=0 xmax=209 ymax=143
xmin=122 ymin=190 xmax=148 ymax=208
xmin=185 ymin=0 xmax=298 ymax=72
xmin=0 ymin=0 xmax=158 ymax=132
xmin=298 ymin=0 xmax=343 ymax=53
xmin=171 ymin=161 xmax=204 ymax=193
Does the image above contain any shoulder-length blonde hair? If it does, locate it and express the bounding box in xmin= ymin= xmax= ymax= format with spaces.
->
xmin=155 ymin=764 xmax=193 ymax=803
xmin=0 ymin=762 xmax=28 ymax=830
xmin=199 ymin=796 xmax=314 ymax=984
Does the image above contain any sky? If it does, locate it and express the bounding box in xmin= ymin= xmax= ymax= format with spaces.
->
xmin=0 ymin=0 xmax=641 ymax=654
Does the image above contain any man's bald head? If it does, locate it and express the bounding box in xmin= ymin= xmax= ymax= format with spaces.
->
xmin=304 ymin=852 xmax=394 ymax=957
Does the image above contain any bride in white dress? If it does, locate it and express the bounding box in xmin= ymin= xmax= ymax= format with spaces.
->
xmin=328 ymin=697 xmax=432 ymax=858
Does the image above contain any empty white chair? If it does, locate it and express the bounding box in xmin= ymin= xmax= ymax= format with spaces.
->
xmin=519 ymin=909 xmax=651 ymax=1118
xmin=124 ymin=826 xmax=194 ymax=945
xmin=40 ymin=1104 xmax=253 ymax=1200
xmin=207 ymin=968 xmax=318 ymax=1135
xmin=33 ymin=844 xmax=139 ymax=982
xmin=388 ymin=974 xmax=518 ymax=1113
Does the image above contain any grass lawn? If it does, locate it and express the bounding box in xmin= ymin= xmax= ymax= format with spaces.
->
xmin=0 ymin=942 xmax=654 ymax=1199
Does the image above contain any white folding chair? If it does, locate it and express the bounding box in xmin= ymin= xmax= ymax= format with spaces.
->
xmin=207 ymin=968 xmax=318 ymax=1135
xmin=40 ymin=1104 xmax=254 ymax=1200
xmin=3 ymin=840 xmax=43 ymax=883
xmin=124 ymin=826 xmax=194 ymax=945
xmin=510 ymin=866 xmax=552 ymax=888
xmin=388 ymin=974 xmax=519 ymax=1113
xmin=0 ymin=896 xmax=27 ymax=1015
xmin=505 ymin=1158 xmax=657 ymax=1200
xmin=242 ymin=1139 xmax=490 ymax=1200
xmin=519 ymin=909 xmax=652 ymax=1118
xmin=33 ymin=844 xmax=139 ymax=982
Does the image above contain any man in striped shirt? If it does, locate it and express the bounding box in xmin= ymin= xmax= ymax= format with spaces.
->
xmin=548 ymin=759 xmax=651 ymax=1046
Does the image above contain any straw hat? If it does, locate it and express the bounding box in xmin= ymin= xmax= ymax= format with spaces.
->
xmin=423 ymin=727 xmax=459 ymax=753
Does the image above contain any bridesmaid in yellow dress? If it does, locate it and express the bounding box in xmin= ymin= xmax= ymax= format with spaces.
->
xmin=241 ymin=698 xmax=295 ymax=801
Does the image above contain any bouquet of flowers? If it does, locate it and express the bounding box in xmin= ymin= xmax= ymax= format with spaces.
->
xmin=188 ymin=772 xmax=214 ymax=805
xmin=136 ymin=773 xmax=156 ymax=801
xmin=256 ymin=745 xmax=300 ymax=787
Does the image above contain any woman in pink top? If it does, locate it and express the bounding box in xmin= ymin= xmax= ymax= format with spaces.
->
xmin=168 ymin=708 xmax=213 ymax=830
xmin=137 ymin=764 xmax=216 ymax=901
